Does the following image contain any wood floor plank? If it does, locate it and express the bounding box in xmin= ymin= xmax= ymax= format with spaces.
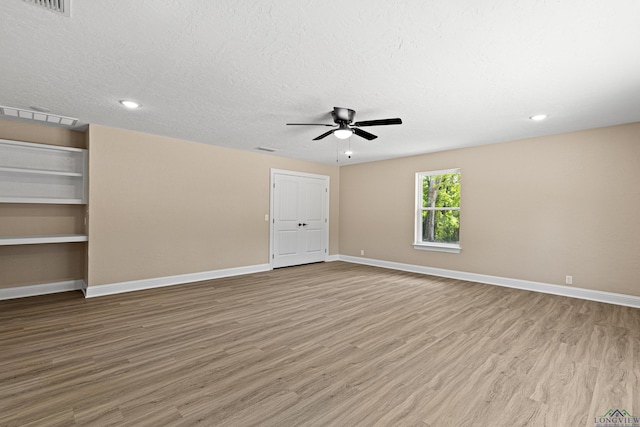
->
xmin=1 ymin=261 xmax=639 ymax=426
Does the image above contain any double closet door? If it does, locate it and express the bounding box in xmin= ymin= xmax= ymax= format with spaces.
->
xmin=271 ymin=170 xmax=329 ymax=268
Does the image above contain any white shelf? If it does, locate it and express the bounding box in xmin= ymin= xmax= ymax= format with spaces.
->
xmin=0 ymin=139 xmax=85 ymax=153
xmin=0 ymin=138 xmax=87 ymax=204
xmin=0 ymin=234 xmax=88 ymax=246
xmin=0 ymin=166 xmax=83 ymax=177
xmin=0 ymin=197 xmax=84 ymax=204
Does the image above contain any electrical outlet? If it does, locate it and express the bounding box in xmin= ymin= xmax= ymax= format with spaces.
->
xmin=565 ymin=275 xmax=573 ymax=285
xmin=360 ymin=249 xmax=365 ymax=256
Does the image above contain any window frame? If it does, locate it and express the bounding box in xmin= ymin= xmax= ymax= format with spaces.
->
xmin=413 ymin=168 xmax=461 ymax=253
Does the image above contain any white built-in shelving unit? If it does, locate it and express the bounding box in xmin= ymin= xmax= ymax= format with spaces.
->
xmin=0 ymin=138 xmax=88 ymax=247
xmin=0 ymin=138 xmax=87 ymax=204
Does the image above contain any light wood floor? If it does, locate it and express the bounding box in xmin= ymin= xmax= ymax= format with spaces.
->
xmin=1 ymin=262 xmax=639 ymax=426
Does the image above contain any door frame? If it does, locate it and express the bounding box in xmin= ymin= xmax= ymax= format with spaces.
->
xmin=269 ymin=168 xmax=330 ymax=268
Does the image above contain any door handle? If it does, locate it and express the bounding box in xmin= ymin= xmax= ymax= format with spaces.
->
xmin=298 ymin=223 xmax=308 ymax=227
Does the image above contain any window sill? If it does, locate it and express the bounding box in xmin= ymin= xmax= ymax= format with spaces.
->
xmin=413 ymin=242 xmax=461 ymax=254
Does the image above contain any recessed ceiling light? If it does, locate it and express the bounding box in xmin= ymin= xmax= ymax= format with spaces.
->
xmin=529 ymin=114 xmax=548 ymax=121
xmin=119 ymin=100 xmax=141 ymax=109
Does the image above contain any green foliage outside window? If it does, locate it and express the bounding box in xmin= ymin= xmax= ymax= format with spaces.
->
xmin=421 ymin=172 xmax=460 ymax=243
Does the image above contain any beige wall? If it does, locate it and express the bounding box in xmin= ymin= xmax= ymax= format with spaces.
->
xmin=0 ymin=119 xmax=86 ymax=148
xmin=0 ymin=119 xmax=87 ymax=288
xmin=339 ymin=122 xmax=640 ymax=296
xmin=3 ymin=118 xmax=639 ymax=298
xmin=87 ymin=125 xmax=339 ymax=287
xmin=0 ymin=243 xmax=86 ymax=288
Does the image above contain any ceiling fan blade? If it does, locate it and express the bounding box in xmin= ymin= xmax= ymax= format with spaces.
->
xmin=353 ymin=128 xmax=378 ymax=140
xmin=313 ymin=130 xmax=335 ymax=140
xmin=353 ymin=118 xmax=402 ymax=127
xmin=286 ymin=123 xmax=335 ymax=126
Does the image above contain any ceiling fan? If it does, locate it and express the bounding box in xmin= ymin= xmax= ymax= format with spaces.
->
xmin=287 ymin=107 xmax=402 ymax=140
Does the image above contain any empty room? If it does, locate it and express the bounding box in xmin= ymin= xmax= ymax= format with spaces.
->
xmin=1 ymin=1 xmax=639 ymax=426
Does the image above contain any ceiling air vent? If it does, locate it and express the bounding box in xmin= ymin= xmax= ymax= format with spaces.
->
xmin=256 ymin=146 xmax=277 ymax=152
xmin=23 ymin=0 xmax=71 ymax=17
xmin=0 ymin=106 xmax=78 ymax=126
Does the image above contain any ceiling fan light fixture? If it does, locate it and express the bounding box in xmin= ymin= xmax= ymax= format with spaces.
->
xmin=334 ymin=126 xmax=353 ymax=139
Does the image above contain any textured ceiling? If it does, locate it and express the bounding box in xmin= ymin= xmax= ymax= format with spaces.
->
xmin=1 ymin=1 xmax=640 ymax=165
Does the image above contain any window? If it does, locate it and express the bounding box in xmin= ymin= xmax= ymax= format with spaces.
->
xmin=414 ymin=168 xmax=461 ymax=253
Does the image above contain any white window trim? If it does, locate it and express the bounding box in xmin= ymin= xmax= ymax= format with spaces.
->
xmin=412 ymin=242 xmax=461 ymax=253
xmin=414 ymin=168 xmax=461 ymax=253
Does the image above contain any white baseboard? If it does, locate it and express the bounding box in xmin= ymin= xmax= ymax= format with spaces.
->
xmin=84 ymin=263 xmax=272 ymax=298
xmin=0 ymin=280 xmax=85 ymax=301
xmin=338 ymin=255 xmax=640 ymax=309
xmin=4 ymin=258 xmax=637 ymax=309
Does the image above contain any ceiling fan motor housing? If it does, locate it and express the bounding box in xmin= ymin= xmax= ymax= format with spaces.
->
xmin=332 ymin=107 xmax=356 ymax=124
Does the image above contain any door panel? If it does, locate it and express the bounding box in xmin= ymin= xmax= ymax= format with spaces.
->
xmin=278 ymin=179 xmax=299 ymax=221
xmin=303 ymin=180 xmax=324 ymax=221
xmin=276 ymin=230 xmax=298 ymax=256
xmin=304 ymin=228 xmax=323 ymax=253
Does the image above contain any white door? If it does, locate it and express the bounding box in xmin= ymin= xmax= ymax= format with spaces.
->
xmin=271 ymin=170 xmax=329 ymax=268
